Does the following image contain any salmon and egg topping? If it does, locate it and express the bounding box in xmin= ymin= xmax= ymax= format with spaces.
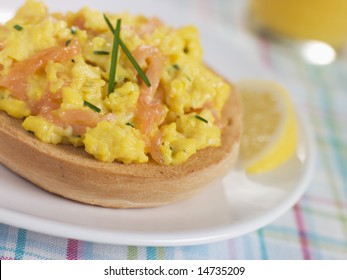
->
xmin=0 ymin=0 xmax=231 ymax=165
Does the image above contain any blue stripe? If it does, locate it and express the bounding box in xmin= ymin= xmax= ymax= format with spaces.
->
xmin=0 ymin=224 xmax=9 ymax=244
xmin=146 ymin=247 xmax=156 ymax=260
xmin=242 ymin=234 xmax=254 ymax=259
xmin=181 ymin=245 xmax=210 ymax=260
xmin=0 ymin=246 xmax=49 ymax=260
xmin=164 ymin=247 xmax=175 ymax=260
xmin=257 ymin=229 xmax=268 ymax=259
xmin=81 ymin=241 xmax=94 ymax=260
xmin=14 ymin=229 xmax=27 ymax=260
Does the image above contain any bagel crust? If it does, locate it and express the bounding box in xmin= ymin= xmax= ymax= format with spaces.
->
xmin=0 ymin=82 xmax=242 ymax=208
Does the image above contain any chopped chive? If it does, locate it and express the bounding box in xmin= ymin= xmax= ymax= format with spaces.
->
xmin=65 ymin=39 xmax=71 ymax=47
xmin=93 ymin=50 xmax=110 ymax=55
xmin=83 ymin=100 xmax=101 ymax=113
xmin=13 ymin=24 xmax=23 ymax=31
xmin=172 ymin=64 xmax=180 ymax=70
xmin=103 ymin=14 xmax=151 ymax=88
xmin=71 ymin=27 xmax=77 ymax=35
xmin=103 ymin=14 xmax=114 ymax=33
xmin=169 ymin=146 xmax=173 ymax=151
xmin=195 ymin=114 xmax=208 ymax=124
xmin=107 ymin=17 xmax=122 ymax=95
xmin=125 ymin=122 xmax=134 ymax=128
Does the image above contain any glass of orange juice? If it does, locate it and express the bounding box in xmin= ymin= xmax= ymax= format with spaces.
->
xmin=248 ymin=0 xmax=347 ymax=51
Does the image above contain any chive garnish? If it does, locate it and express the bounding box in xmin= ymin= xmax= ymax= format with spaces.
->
xmin=195 ymin=114 xmax=208 ymax=124
xmin=107 ymin=18 xmax=122 ymax=95
xmin=125 ymin=122 xmax=134 ymax=128
xmin=83 ymin=100 xmax=101 ymax=113
xmin=93 ymin=50 xmax=110 ymax=55
xmin=103 ymin=14 xmax=115 ymax=34
xmin=13 ymin=24 xmax=23 ymax=31
xmin=71 ymin=27 xmax=77 ymax=35
xmin=65 ymin=39 xmax=71 ymax=47
xmin=173 ymin=64 xmax=180 ymax=70
xmin=103 ymin=14 xmax=151 ymax=88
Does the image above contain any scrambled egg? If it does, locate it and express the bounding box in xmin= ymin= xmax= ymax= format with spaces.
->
xmin=0 ymin=0 xmax=231 ymax=165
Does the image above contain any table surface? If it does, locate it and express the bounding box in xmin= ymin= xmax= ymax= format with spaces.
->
xmin=1 ymin=0 xmax=347 ymax=260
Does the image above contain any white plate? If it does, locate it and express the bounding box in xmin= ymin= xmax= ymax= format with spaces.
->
xmin=0 ymin=0 xmax=316 ymax=246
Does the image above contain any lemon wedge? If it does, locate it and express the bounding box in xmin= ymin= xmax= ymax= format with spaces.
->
xmin=237 ymin=80 xmax=298 ymax=174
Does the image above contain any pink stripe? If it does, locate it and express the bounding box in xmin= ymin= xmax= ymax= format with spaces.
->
xmin=257 ymin=38 xmax=272 ymax=68
xmin=306 ymin=105 xmax=346 ymax=122
xmin=0 ymin=257 xmax=14 ymax=260
xmin=66 ymin=239 xmax=79 ymax=260
xmin=293 ymin=204 xmax=311 ymax=259
xmin=228 ymin=239 xmax=237 ymax=259
xmin=305 ymin=195 xmax=347 ymax=208
xmin=200 ymin=0 xmax=216 ymax=22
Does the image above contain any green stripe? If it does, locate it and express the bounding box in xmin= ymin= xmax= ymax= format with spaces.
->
xmin=127 ymin=246 xmax=138 ymax=260
xmin=156 ymin=247 xmax=165 ymax=260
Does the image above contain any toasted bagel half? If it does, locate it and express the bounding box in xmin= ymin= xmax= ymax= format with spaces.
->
xmin=0 ymin=81 xmax=242 ymax=208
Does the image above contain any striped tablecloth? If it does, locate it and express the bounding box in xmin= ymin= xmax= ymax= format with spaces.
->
xmin=1 ymin=0 xmax=347 ymax=260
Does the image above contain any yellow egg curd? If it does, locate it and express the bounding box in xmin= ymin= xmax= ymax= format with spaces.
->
xmin=0 ymin=0 xmax=231 ymax=165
